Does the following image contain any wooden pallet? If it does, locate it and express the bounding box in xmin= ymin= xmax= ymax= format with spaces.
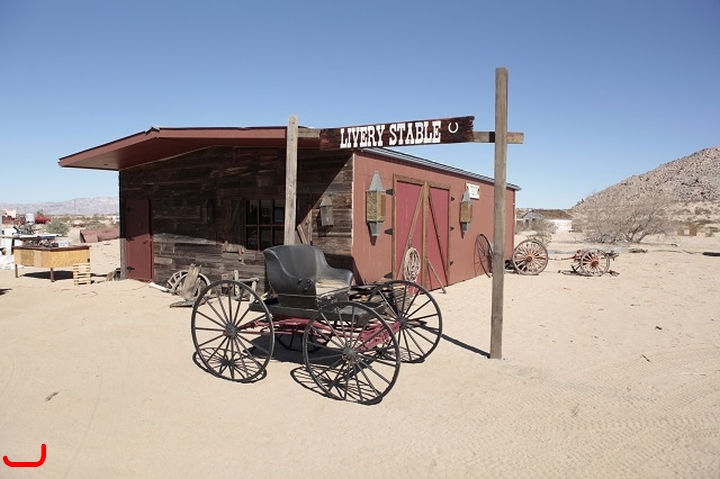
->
xmin=73 ymin=262 xmax=92 ymax=286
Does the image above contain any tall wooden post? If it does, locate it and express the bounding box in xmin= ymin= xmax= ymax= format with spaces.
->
xmin=490 ymin=68 xmax=508 ymax=359
xmin=284 ymin=115 xmax=299 ymax=245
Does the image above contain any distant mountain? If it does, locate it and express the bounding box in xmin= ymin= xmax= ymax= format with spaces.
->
xmin=0 ymin=197 xmax=119 ymax=216
xmin=573 ymin=147 xmax=720 ymax=207
xmin=571 ymin=146 xmax=720 ymax=230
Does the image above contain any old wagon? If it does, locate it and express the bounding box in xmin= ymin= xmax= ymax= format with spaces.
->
xmin=190 ymin=244 xmax=442 ymax=405
xmin=509 ymin=240 xmax=619 ymax=276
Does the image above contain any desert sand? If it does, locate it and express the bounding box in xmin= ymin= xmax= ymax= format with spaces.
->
xmin=1 ymin=230 xmax=719 ymax=478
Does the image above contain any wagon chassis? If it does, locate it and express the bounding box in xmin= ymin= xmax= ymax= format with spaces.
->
xmin=509 ymin=239 xmax=619 ymax=276
xmin=190 ymin=278 xmax=442 ymax=405
xmin=472 ymin=235 xmax=619 ymax=277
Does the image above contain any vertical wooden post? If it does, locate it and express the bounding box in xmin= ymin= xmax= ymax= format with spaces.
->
xmin=490 ymin=67 xmax=508 ymax=359
xmin=284 ymin=115 xmax=298 ymax=245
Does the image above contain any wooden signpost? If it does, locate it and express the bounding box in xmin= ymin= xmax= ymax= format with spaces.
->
xmin=285 ymin=67 xmax=521 ymax=359
xmin=319 ymin=116 xmax=475 ymax=150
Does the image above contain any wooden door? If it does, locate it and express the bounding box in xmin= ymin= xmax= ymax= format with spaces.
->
xmin=124 ymin=198 xmax=153 ymax=281
xmin=426 ymin=185 xmax=450 ymax=290
xmin=393 ymin=179 xmax=450 ymax=290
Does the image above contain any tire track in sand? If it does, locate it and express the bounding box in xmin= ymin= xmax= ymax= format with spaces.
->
xmin=455 ymin=344 xmax=720 ymax=477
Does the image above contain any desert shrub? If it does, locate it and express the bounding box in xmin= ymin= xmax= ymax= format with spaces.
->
xmin=692 ymin=218 xmax=713 ymax=227
xmin=45 ymin=218 xmax=70 ymax=236
xmin=527 ymin=219 xmax=555 ymax=245
xmin=574 ymin=199 xmax=673 ymax=244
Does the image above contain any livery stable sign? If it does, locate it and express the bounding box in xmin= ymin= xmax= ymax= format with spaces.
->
xmin=319 ymin=115 xmax=475 ymax=150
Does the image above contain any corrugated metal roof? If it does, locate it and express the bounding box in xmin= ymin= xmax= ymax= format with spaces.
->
xmin=362 ymin=147 xmax=521 ymax=191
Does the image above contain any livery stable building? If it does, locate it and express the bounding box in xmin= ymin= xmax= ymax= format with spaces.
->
xmin=58 ymin=117 xmax=521 ymax=293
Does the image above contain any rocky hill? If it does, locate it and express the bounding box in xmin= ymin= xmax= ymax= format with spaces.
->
xmin=0 ymin=197 xmax=119 ymax=216
xmin=572 ymin=146 xmax=720 ymax=235
xmin=575 ymin=146 xmax=720 ymax=206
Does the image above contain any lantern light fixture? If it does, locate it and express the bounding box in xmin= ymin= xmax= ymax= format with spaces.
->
xmin=366 ymin=171 xmax=386 ymax=237
xmin=320 ymin=195 xmax=334 ymax=227
xmin=459 ymin=187 xmax=473 ymax=233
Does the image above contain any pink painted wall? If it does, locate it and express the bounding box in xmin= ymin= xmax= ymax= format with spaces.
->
xmin=351 ymin=151 xmax=516 ymax=287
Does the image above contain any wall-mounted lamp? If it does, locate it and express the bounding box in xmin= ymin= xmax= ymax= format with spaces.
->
xmin=366 ymin=171 xmax=386 ymax=237
xmin=459 ymin=187 xmax=473 ymax=233
xmin=320 ymin=195 xmax=334 ymax=227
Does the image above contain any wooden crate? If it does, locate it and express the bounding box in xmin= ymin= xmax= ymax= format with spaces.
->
xmin=73 ymin=262 xmax=92 ymax=286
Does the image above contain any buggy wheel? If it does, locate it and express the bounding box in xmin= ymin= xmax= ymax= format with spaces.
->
xmin=512 ymin=239 xmax=549 ymax=275
xmin=303 ymin=301 xmax=400 ymax=405
xmin=191 ymin=280 xmax=274 ymax=383
xmin=167 ymin=270 xmax=210 ymax=300
xmin=474 ymin=233 xmax=493 ymax=277
xmin=579 ymin=249 xmax=610 ymax=276
xmin=368 ymin=280 xmax=443 ymax=363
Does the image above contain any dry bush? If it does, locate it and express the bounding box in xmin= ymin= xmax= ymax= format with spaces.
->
xmin=574 ymin=198 xmax=673 ymax=244
xmin=45 ymin=218 xmax=70 ymax=236
xmin=526 ymin=218 xmax=555 ymax=245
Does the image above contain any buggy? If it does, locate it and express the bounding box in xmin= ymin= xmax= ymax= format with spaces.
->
xmin=190 ymin=244 xmax=443 ymax=404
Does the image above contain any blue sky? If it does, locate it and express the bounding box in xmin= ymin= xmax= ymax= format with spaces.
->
xmin=1 ymin=0 xmax=718 ymax=208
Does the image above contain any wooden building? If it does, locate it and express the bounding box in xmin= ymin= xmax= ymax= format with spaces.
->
xmin=59 ymin=125 xmax=520 ymax=292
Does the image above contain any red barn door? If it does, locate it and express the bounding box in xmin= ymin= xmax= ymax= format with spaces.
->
xmin=394 ymin=179 xmax=449 ymax=290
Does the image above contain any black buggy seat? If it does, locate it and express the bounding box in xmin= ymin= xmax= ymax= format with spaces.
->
xmin=263 ymin=244 xmax=354 ymax=310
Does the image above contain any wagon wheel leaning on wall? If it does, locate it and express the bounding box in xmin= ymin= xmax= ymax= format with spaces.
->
xmin=473 ymin=233 xmax=493 ymax=277
xmin=511 ymin=239 xmax=549 ymax=275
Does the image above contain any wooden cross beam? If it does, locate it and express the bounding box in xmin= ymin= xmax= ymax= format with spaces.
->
xmin=298 ymin=127 xmax=523 ymax=144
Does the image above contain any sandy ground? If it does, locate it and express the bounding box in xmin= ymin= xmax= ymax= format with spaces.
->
xmin=1 ymin=230 xmax=719 ymax=478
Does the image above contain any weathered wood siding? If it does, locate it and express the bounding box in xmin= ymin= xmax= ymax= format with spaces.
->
xmin=296 ymin=151 xmax=354 ymax=271
xmin=120 ymin=146 xmax=353 ymax=291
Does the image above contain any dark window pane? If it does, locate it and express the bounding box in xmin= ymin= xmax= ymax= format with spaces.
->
xmin=260 ymin=199 xmax=272 ymax=225
xmin=246 ymin=227 xmax=258 ymax=250
xmin=260 ymin=227 xmax=272 ymax=250
xmin=273 ymin=228 xmax=284 ymax=246
xmin=273 ymin=199 xmax=285 ymax=224
xmin=246 ymin=200 xmax=259 ymax=225
xmin=244 ymin=198 xmax=286 ymax=250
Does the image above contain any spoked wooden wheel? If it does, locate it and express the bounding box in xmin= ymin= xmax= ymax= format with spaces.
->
xmin=579 ymin=249 xmax=610 ymax=276
xmin=474 ymin=233 xmax=493 ymax=277
xmin=191 ymin=280 xmax=274 ymax=383
xmin=511 ymin=239 xmax=549 ymax=275
xmin=570 ymin=250 xmax=584 ymax=274
xmin=367 ymin=280 xmax=442 ymax=363
xmin=303 ymin=301 xmax=400 ymax=405
xmin=167 ymin=270 xmax=210 ymax=300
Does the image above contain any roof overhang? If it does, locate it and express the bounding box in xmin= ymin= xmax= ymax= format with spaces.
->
xmin=58 ymin=126 xmax=321 ymax=171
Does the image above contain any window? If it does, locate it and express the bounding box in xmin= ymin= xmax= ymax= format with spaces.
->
xmin=245 ymin=198 xmax=285 ymax=250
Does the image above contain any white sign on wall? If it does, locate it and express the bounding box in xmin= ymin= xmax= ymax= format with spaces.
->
xmin=466 ymin=183 xmax=480 ymax=200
